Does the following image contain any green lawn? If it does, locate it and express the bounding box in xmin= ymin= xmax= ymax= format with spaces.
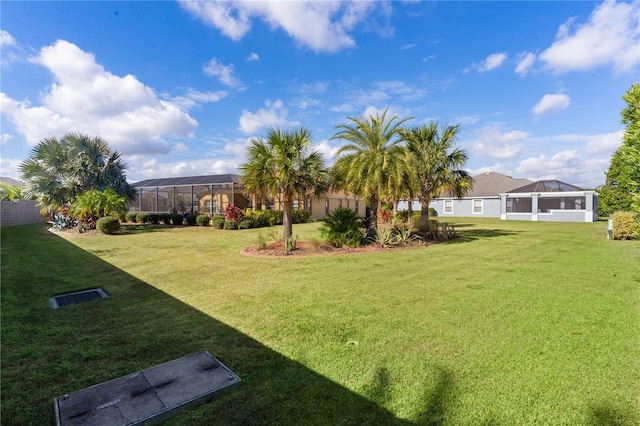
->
xmin=1 ymin=218 xmax=638 ymax=425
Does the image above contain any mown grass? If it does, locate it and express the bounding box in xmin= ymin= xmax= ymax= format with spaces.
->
xmin=1 ymin=218 xmax=638 ymax=425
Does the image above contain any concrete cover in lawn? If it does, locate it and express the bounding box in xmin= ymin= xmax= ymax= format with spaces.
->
xmin=54 ymin=351 xmax=240 ymax=425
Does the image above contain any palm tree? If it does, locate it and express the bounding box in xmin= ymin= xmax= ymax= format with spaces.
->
xmin=19 ymin=133 xmax=135 ymax=210
xmin=331 ymin=109 xmax=412 ymax=237
xmin=400 ymin=122 xmax=473 ymax=233
xmin=240 ymin=127 xmax=329 ymax=246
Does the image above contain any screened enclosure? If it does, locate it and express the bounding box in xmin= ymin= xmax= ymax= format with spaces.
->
xmin=128 ymin=174 xmax=250 ymax=215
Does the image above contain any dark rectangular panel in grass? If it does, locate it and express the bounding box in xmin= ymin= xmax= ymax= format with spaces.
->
xmin=50 ymin=288 xmax=108 ymax=309
xmin=53 ymin=351 xmax=240 ymax=426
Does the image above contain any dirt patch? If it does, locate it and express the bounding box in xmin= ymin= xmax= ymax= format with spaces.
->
xmin=240 ymin=240 xmax=431 ymax=257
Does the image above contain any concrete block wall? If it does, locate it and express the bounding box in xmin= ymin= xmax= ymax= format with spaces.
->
xmin=1 ymin=200 xmax=43 ymax=227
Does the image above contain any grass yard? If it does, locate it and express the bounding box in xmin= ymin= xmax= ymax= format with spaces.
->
xmin=1 ymin=218 xmax=639 ymax=425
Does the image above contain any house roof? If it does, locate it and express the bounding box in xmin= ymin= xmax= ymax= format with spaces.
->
xmin=509 ymin=180 xmax=584 ymax=193
xmin=132 ymin=174 xmax=242 ymax=188
xmin=465 ymin=172 xmax=533 ymax=197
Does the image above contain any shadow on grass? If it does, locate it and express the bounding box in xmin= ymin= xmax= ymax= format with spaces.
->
xmin=588 ymin=401 xmax=638 ymax=426
xmin=444 ymin=227 xmax=521 ymax=244
xmin=0 ymin=225 xmax=412 ymax=426
xmin=414 ymin=366 xmax=456 ymax=426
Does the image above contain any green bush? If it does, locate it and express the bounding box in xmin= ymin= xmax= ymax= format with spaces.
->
xmin=96 ymin=217 xmax=120 ymax=235
xmin=136 ymin=213 xmax=149 ymax=224
xmin=125 ymin=213 xmax=138 ymax=223
xmin=430 ymin=207 xmax=438 ymax=217
xmin=223 ymin=219 xmax=238 ymax=230
xmin=243 ymin=210 xmax=272 ymax=228
xmin=159 ymin=213 xmax=171 ymax=225
xmin=186 ymin=213 xmax=198 ymax=226
xmin=211 ymin=215 xmax=225 ymax=229
xmin=292 ymin=210 xmax=311 ymax=224
xmin=115 ymin=212 xmax=126 ymax=222
xmin=196 ymin=215 xmax=211 ymax=226
xmin=238 ymin=217 xmax=254 ymax=229
xmin=147 ymin=214 xmax=160 ymax=224
xmin=171 ymin=214 xmax=184 ymax=226
xmin=612 ymin=211 xmax=639 ymax=240
xmin=319 ymin=208 xmax=363 ymax=247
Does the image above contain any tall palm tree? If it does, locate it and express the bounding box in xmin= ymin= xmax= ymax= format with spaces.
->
xmin=240 ymin=127 xmax=329 ymax=244
xmin=19 ymin=133 xmax=135 ymax=210
xmin=331 ymin=109 xmax=412 ymax=237
xmin=400 ymin=122 xmax=473 ymax=233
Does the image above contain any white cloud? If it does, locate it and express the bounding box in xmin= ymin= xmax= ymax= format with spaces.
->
xmin=515 ymin=51 xmax=536 ymax=76
xmin=247 ymin=52 xmax=259 ymax=61
xmin=532 ymin=93 xmax=570 ymax=116
xmin=471 ymin=125 xmax=528 ymax=160
xmin=1 ymin=133 xmax=13 ymax=146
xmin=549 ymin=131 xmax=623 ymax=155
xmin=0 ymin=40 xmax=197 ymax=155
xmin=203 ymin=58 xmax=240 ymax=87
xmin=169 ymin=89 xmax=228 ymax=110
xmin=238 ymin=99 xmax=299 ymax=134
xmin=0 ymin=157 xmax=22 ymax=180
xmin=0 ymin=30 xmax=16 ymax=46
xmin=400 ymin=43 xmax=416 ymax=50
xmin=539 ymin=0 xmax=640 ymax=74
xmin=476 ymin=52 xmax=508 ymax=72
xmin=180 ymin=0 xmax=379 ymax=52
xmin=128 ymin=156 xmax=240 ymax=182
xmin=312 ymin=139 xmax=340 ymax=164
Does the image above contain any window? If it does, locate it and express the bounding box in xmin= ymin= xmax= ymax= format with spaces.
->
xmin=473 ymin=199 xmax=483 ymax=214
xmin=355 ymin=201 xmax=359 ymax=213
xmin=444 ymin=200 xmax=453 ymax=214
xmin=507 ymin=197 xmax=532 ymax=213
xmin=338 ymin=199 xmax=342 ymax=208
xmin=306 ymin=198 xmax=312 ymax=214
xmin=292 ymin=199 xmax=299 ymax=210
xmin=325 ymin=199 xmax=329 ymax=215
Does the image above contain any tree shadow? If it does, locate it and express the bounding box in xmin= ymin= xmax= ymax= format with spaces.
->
xmin=443 ymin=228 xmax=521 ymax=244
xmin=588 ymin=401 xmax=638 ymax=426
xmin=413 ymin=366 xmax=456 ymax=426
xmin=0 ymin=225 xmax=412 ymax=426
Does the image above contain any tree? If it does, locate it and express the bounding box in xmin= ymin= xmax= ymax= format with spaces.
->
xmin=400 ymin=122 xmax=472 ymax=233
xmin=0 ymin=182 xmax=27 ymax=201
xmin=18 ymin=133 xmax=135 ymax=210
xmin=599 ymin=83 xmax=640 ymax=216
xmin=240 ymin=127 xmax=329 ymax=247
xmin=331 ymin=109 xmax=412 ymax=237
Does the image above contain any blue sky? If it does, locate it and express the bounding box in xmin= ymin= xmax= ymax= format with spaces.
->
xmin=1 ymin=1 xmax=638 ymax=188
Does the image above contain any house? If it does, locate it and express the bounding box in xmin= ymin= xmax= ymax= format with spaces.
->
xmin=127 ymin=174 xmax=362 ymax=220
xmin=398 ymin=172 xmax=598 ymax=223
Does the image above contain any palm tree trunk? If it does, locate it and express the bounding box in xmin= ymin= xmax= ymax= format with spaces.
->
xmin=282 ymin=192 xmax=294 ymax=241
xmin=419 ymin=199 xmax=431 ymax=232
xmin=407 ymin=197 xmax=413 ymax=225
xmin=367 ymin=195 xmax=378 ymax=238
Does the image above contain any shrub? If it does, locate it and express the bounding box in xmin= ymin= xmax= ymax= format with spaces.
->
xmin=159 ymin=213 xmax=171 ymax=225
xmin=186 ymin=213 xmax=198 ymax=226
xmin=96 ymin=217 xmax=120 ymax=234
xmin=225 ymin=204 xmax=244 ymax=221
xmin=125 ymin=213 xmax=138 ymax=223
xmin=612 ymin=211 xmax=639 ymax=240
xmin=147 ymin=214 xmax=160 ymax=225
xmin=320 ymin=208 xmax=363 ymax=248
xmin=430 ymin=207 xmax=438 ymax=217
xmin=136 ymin=213 xmax=149 ymax=224
xmin=238 ymin=217 xmax=254 ymax=229
xmin=378 ymin=208 xmax=392 ymax=223
xmin=267 ymin=210 xmax=283 ymax=225
xmin=196 ymin=215 xmax=211 ymax=226
xmin=243 ymin=210 xmax=270 ymax=228
xmin=171 ymin=214 xmax=184 ymax=226
xmin=292 ymin=210 xmax=311 ymax=224
xmin=211 ymin=215 xmax=225 ymax=229
xmin=116 ymin=212 xmax=126 ymax=222
xmin=223 ymin=219 xmax=238 ymax=230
